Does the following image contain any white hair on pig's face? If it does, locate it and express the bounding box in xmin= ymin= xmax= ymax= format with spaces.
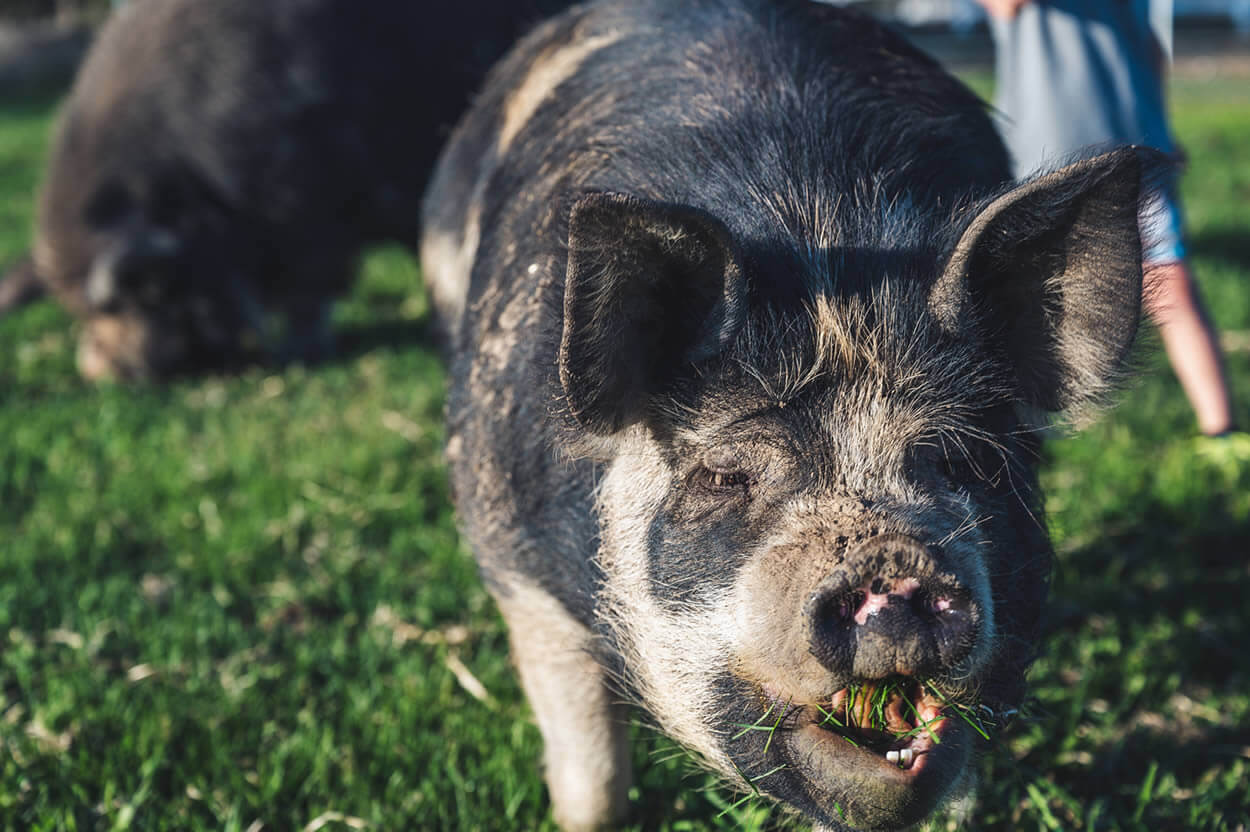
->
xmin=595 ymin=425 xmax=745 ymax=781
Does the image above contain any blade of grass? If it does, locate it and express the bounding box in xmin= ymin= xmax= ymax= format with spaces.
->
xmin=762 ymin=700 xmax=788 ymax=755
xmin=1025 ymin=782 xmax=1063 ymax=831
xmin=897 ymin=694 xmax=942 ymax=745
xmin=731 ymin=701 xmax=776 ymax=742
xmin=1132 ymin=761 xmax=1159 ymax=824
xmin=923 ymin=680 xmax=991 ymax=741
xmin=814 ymin=704 xmax=860 ymax=747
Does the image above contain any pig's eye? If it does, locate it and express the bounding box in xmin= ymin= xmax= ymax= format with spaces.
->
xmin=691 ymin=466 xmax=751 ymax=494
xmin=937 ymin=443 xmax=1002 ymax=487
xmin=909 ymin=441 xmax=993 ymax=487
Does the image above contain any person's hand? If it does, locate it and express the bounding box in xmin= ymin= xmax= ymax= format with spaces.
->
xmin=976 ymin=0 xmax=1031 ymax=19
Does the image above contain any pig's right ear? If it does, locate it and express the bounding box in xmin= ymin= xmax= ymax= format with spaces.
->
xmin=930 ymin=147 xmax=1154 ymax=414
xmin=560 ymin=192 xmax=747 ymax=434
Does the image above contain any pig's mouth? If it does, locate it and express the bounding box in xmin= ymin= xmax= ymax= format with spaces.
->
xmin=805 ymin=679 xmax=953 ymax=771
xmin=744 ymin=678 xmax=984 ymax=830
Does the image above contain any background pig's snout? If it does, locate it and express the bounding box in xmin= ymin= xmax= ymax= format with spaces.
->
xmin=805 ymin=534 xmax=977 ymax=680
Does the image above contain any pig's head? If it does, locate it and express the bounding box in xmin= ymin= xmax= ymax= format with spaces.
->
xmin=558 ymin=149 xmax=1150 ymax=829
xmin=33 ymin=127 xmax=262 ymax=382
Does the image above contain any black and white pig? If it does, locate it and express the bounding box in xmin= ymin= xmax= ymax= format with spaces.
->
xmin=15 ymin=0 xmax=567 ymax=380
xmin=422 ymin=0 xmax=1159 ymax=828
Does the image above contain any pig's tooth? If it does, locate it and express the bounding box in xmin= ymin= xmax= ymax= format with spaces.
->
xmin=899 ymin=748 xmax=914 ymax=766
xmin=885 ymin=750 xmax=900 ymax=763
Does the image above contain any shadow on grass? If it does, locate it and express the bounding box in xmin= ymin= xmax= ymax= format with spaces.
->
xmin=0 ymin=309 xmax=440 ymax=393
xmin=0 ymin=83 xmax=66 ymax=120
xmin=1190 ymin=225 xmax=1250 ymax=273
xmin=1054 ymin=492 xmax=1250 ymax=688
xmin=332 ymin=317 xmax=440 ymax=365
xmin=1031 ymin=489 xmax=1250 ymax=822
xmin=627 ymin=742 xmax=796 ymax=832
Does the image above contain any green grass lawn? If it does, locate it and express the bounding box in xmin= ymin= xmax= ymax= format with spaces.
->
xmin=1 ymin=70 xmax=1249 ymax=831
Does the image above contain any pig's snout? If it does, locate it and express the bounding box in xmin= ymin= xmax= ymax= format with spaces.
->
xmin=805 ymin=534 xmax=978 ymax=680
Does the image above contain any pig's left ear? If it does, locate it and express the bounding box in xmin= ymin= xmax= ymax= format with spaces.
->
xmin=930 ymin=147 xmax=1154 ymax=413
xmin=560 ymin=192 xmax=747 ymax=434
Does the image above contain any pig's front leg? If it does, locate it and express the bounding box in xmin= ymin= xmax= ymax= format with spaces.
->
xmin=497 ymin=581 xmax=632 ymax=831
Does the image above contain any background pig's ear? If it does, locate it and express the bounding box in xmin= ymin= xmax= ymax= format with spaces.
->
xmin=560 ymin=192 xmax=747 ymax=434
xmin=930 ymin=147 xmax=1157 ymax=413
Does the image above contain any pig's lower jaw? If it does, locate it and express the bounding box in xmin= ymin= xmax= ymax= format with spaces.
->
xmin=782 ymin=712 xmax=970 ymax=830
xmin=743 ymin=682 xmax=972 ymax=830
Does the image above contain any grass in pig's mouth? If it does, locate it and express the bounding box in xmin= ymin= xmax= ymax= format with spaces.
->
xmin=819 ymin=679 xmax=999 ymax=768
xmin=743 ymin=678 xmax=999 ymax=771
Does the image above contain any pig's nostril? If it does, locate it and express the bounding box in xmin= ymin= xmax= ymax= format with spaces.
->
xmin=817 ymin=591 xmax=862 ymax=628
xmin=808 ymin=588 xmax=863 ymax=674
xmin=913 ymin=589 xmax=965 ymax=618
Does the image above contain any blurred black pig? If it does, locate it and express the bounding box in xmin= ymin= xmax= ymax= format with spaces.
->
xmin=422 ymin=0 xmax=1162 ymax=829
xmin=12 ymin=0 xmax=566 ymax=380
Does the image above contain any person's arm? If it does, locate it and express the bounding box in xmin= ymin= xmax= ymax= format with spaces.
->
xmin=975 ymin=0 xmax=1031 ymax=20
